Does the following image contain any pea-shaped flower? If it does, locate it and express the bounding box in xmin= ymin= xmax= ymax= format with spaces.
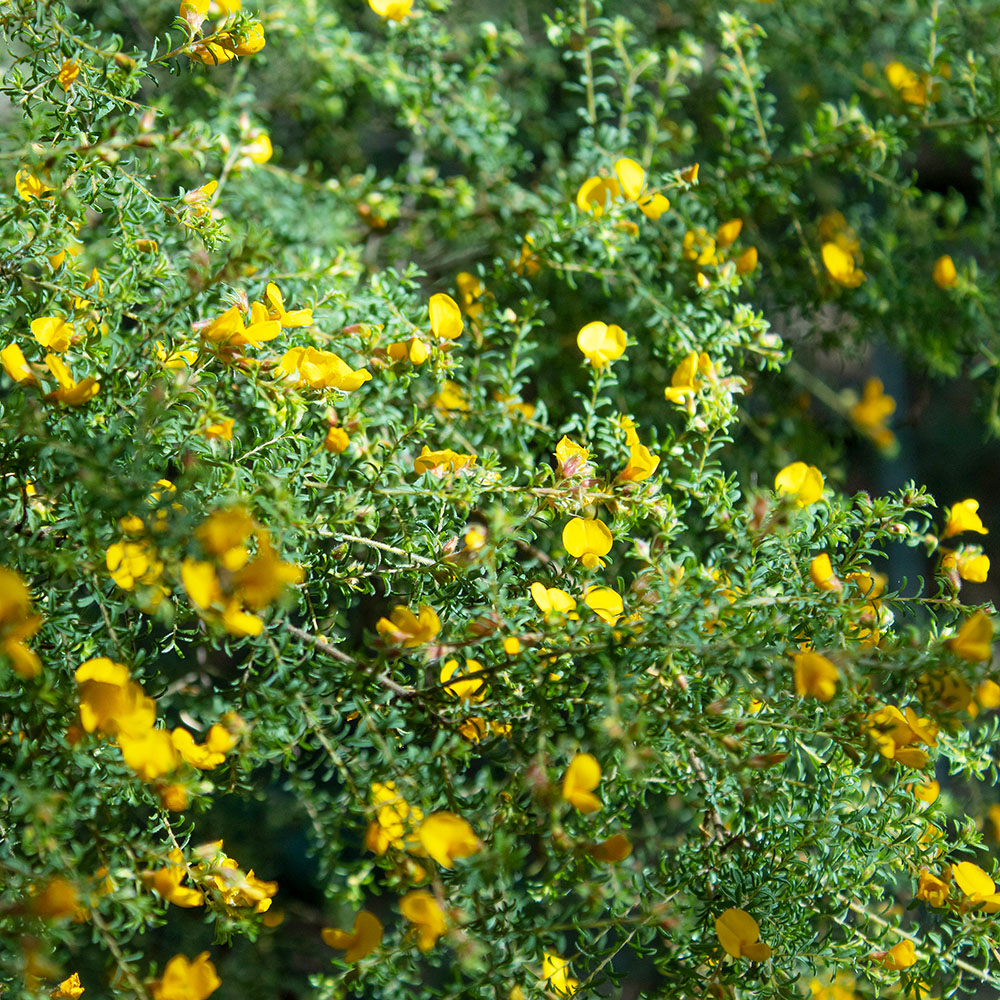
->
xmin=774 ymin=462 xmax=824 ymax=507
xmin=321 ymin=910 xmax=384 ymax=962
xmin=793 ymin=651 xmax=839 ymax=701
xmin=946 ymin=611 xmax=994 ymax=662
xmin=714 ymin=907 xmax=771 ymax=961
xmin=429 ymin=293 xmax=464 ymax=340
xmin=417 ymin=812 xmax=481 ymax=868
xmin=400 ymin=891 xmax=446 ymax=952
xmin=562 ymin=752 xmax=602 ymax=813
xmin=562 ymin=517 xmax=613 ymax=569
xmin=577 ymin=321 xmax=626 ymax=367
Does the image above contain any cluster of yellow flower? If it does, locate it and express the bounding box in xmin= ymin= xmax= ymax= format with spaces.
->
xmin=74 ymin=657 xmax=239 ymax=808
xmin=916 ymin=860 xmax=1000 ymax=914
xmin=144 ymin=841 xmax=276 ymax=914
xmin=180 ymin=0 xmax=265 ymax=65
xmin=2 ymin=311 xmax=101 ymax=405
xmin=0 ymin=566 xmax=42 ymax=679
xmin=682 ymin=218 xmax=758 ymax=281
xmin=819 ymin=211 xmax=866 ymax=288
xmin=576 ymin=157 xmax=670 ymax=221
xmin=329 ymin=754 xmax=630 ymax=978
xmin=182 ymin=508 xmax=304 ymax=636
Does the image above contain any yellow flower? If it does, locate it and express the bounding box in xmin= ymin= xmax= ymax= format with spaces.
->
xmin=587 ymin=832 xmax=633 ymax=862
xmin=793 ymin=651 xmax=839 ymax=701
xmin=613 ymin=157 xmax=645 ymax=201
xmin=555 ymin=435 xmax=590 ymax=477
xmin=414 ymin=446 xmax=476 ymax=474
xmin=562 ymin=517 xmax=613 ymax=570
xmin=366 ymin=781 xmax=423 ymax=854
xmin=51 ymin=972 xmax=85 ymax=998
xmin=0 ymin=570 xmax=42 ymax=672
xmin=911 ymin=778 xmax=940 ymax=805
xmin=774 ymin=462 xmax=824 ymax=507
xmin=867 ymin=704 xmax=936 ymax=767
xmin=1 ymin=343 xmax=36 ymax=383
xmin=369 ymin=0 xmax=413 ymax=21
xmin=942 ymin=499 xmax=988 ymax=538
xmin=106 ymin=540 xmax=164 ymax=590
xmin=456 ymin=271 xmax=486 ymax=320
xmin=324 ymin=426 xmax=350 ymax=453
xmin=160 ymin=784 xmax=190 ymax=812
xmin=117 ymin=727 xmax=180 ymax=780
xmin=716 ymin=218 xmax=743 ymax=248
xmin=638 ymin=192 xmax=670 ymax=219
xmin=530 ymin=582 xmax=578 ymax=618
xmin=664 ymin=351 xmax=713 ymax=403
xmin=231 ymin=533 xmax=304 ymax=609
xmin=576 ymin=320 xmax=626 ymax=367
xmin=43 ymin=354 xmax=99 ymax=405
xmin=575 ymin=175 xmax=621 ymax=217
xmin=146 ymin=849 xmax=205 ymax=908
xmin=57 ymin=59 xmax=80 ymax=90
xmin=431 ymin=380 xmax=469 ymax=412
xmin=376 ymin=604 xmax=441 ymax=647
xmin=400 ymin=891 xmax=446 ymax=951
xmin=683 ymin=228 xmax=717 ymax=266
xmin=155 ymin=341 xmax=198 ymax=368
xmin=850 ymin=378 xmax=895 ymax=448
xmin=151 ymin=953 xmax=221 ymax=1000
xmin=264 ymin=283 xmax=312 ymax=327
xmin=240 ymin=132 xmax=273 ymax=164
xmin=734 ymin=246 xmax=758 ymax=275
xmin=440 ymin=658 xmax=486 ymax=701
xmin=618 ymin=442 xmax=660 ymax=483
xmin=933 ymin=254 xmax=957 ymax=289
xmin=200 ymin=304 xmax=281 ymax=349
xmin=202 ymin=418 xmax=235 ymax=441
xmin=387 ymin=337 xmax=429 ymax=364
xmin=31 ymin=316 xmax=74 ymax=352
xmin=190 ymin=23 xmax=265 ymax=64
xmin=30 ymin=877 xmax=80 ymax=920
xmin=877 ymin=939 xmax=917 ymax=971
xmin=941 ymin=546 xmax=990 ymax=584
xmin=885 ymin=61 xmax=936 ymax=106
xmin=429 ymin=292 xmax=464 ymax=340
xmin=541 ymin=952 xmax=578 ymax=996
xmin=583 ymin=586 xmax=623 ymax=625
xmin=276 ymin=347 xmax=372 ymax=391
xmin=171 ymin=724 xmax=234 ymax=769
xmin=714 ymin=907 xmax=772 ymax=961
xmin=822 ymin=242 xmax=865 ymax=287
xmin=322 ymin=911 xmax=384 ymax=962
xmin=562 ymin=752 xmax=602 ymax=813
xmin=946 ymin=611 xmax=993 ymax=662
xmin=417 ymin=812 xmax=481 ymax=867
xmin=75 ymin=658 xmax=155 ymax=737
xmin=182 ymin=560 xmax=223 ymax=612
xmin=809 ymin=554 xmax=841 ymax=592
xmin=197 ymin=507 xmax=255 ymax=569
xmin=977 ymin=679 xmax=1000 ymax=710
xmin=15 ymin=169 xmax=53 ymax=201
xmin=915 ymin=871 xmax=949 ymax=907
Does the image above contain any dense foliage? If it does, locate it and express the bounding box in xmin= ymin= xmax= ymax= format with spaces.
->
xmin=2 ymin=1 xmax=1000 ymax=998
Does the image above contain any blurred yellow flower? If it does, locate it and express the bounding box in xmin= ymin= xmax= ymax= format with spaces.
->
xmin=321 ymin=911 xmax=383 ymax=962
xmin=562 ymin=752 xmax=602 ymax=813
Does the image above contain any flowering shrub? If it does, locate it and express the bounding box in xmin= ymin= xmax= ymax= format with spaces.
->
xmin=3 ymin=1 xmax=1000 ymax=998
